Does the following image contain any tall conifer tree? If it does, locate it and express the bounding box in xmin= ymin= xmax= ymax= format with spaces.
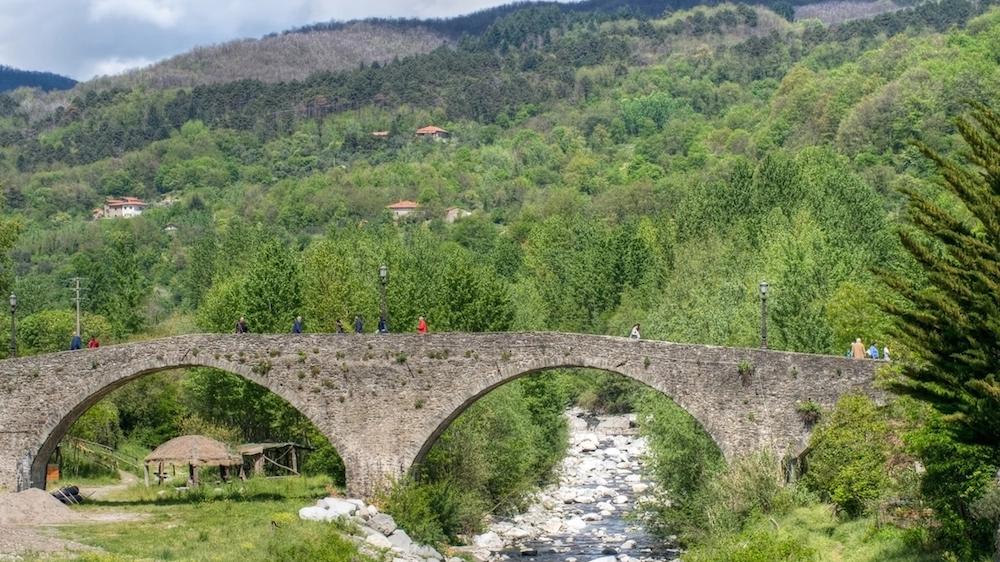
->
xmin=880 ymin=101 xmax=1000 ymax=451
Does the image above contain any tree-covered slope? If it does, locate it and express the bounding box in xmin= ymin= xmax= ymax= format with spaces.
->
xmin=0 ymin=65 xmax=76 ymax=93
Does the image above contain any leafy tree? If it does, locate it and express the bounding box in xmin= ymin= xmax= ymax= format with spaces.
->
xmin=878 ymin=102 xmax=1000 ymax=452
xmin=801 ymin=393 xmax=892 ymax=518
xmin=17 ymin=310 xmax=112 ymax=355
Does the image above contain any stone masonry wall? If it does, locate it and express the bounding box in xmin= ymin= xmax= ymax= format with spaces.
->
xmin=0 ymin=333 xmax=880 ymax=497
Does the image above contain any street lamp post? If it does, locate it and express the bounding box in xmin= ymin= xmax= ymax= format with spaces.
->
xmin=379 ymin=264 xmax=388 ymax=332
xmin=759 ymin=281 xmax=768 ymax=350
xmin=8 ymin=293 xmax=16 ymax=358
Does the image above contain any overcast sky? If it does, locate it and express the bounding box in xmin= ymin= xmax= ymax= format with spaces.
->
xmin=0 ymin=0 xmax=520 ymax=81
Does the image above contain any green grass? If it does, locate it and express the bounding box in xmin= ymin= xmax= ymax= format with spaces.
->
xmin=682 ymin=504 xmax=947 ymax=562
xmin=55 ymin=476 xmax=372 ymax=562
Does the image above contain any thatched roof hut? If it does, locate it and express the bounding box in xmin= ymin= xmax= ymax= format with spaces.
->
xmin=143 ymin=435 xmax=242 ymax=487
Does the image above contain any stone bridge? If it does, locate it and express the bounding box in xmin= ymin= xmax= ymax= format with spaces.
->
xmin=0 ymin=332 xmax=879 ymax=497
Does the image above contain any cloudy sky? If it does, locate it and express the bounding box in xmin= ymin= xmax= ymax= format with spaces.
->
xmin=0 ymin=0 xmax=520 ymax=81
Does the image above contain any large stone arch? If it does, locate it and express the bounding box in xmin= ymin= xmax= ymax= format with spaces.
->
xmin=405 ymin=356 xmax=726 ymax=473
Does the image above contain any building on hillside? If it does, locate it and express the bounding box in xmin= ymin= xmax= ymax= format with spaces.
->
xmin=103 ymin=196 xmax=147 ymax=218
xmin=386 ymin=200 xmax=419 ymax=219
xmin=164 ymin=223 xmax=178 ymax=234
xmin=91 ymin=208 xmax=104 ymax=221
xmin=415 ymin=126 xmax=449 ymax=140
xmin=444 ymin=207 xmax=472 ymax=223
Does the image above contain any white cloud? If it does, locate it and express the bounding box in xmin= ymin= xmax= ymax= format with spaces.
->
xmin=86 ymin=56 xmax=158 ymax=79
xmin=88 ymin=0 xmax=186 ymax=27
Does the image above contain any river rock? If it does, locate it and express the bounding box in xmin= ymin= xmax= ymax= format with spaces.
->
xmin=319 ymin=497 xmax=358 ymax=514
xmin=613 ymin=495 xmax=629 ymax=504
xmin=539 ymin=518 xmax=563 ymax=534
xmin=473 ymin=532 xmax=505 ymax=550
xmin=388 ymin=529 xmax=413 ymax=550
xmin=620 ymin=540 xmax=636 ymax=550
xmin=370 ymin=513 xmax=398 ymax=535
xmin=366 ymin=534 xmax=393 ymax=549
xmin=410 ymin=544 xmax=443 ymax=559
xmin=588 ymin=556 xmax=617 ymax=562
xmin=631 ymin=483 xmax=649 ymax=494
xmin=565 ymin=517 xmax=587 ymax=531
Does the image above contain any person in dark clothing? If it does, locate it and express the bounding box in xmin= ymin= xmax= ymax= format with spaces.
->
xmin=291 ymin=316 xmax=303 ymax=334
xmin=377 ymin=316 xmax=388 ymax=333
xmin=70 ymin=332 xmax=82 ymax=350
xmin=235 ymin=317 xmax=248 ymax=334
xmin=335 ymin=318 xmax=345 ymax=333
xmin=354 ymin=315 xmax=363 ymax=334
xmin=88 ymin=336 xmax=100 ymax=348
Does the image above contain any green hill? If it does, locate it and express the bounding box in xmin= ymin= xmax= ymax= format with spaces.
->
xmin=2 ymin=0 xmax=1000 ymax=556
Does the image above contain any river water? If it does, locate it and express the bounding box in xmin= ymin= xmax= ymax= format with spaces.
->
xmin=470 ymin=410 xmax=680 ymax=562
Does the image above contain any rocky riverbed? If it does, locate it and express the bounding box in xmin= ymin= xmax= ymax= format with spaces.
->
xmin=465 ymin=409 xmax=679 ymax=562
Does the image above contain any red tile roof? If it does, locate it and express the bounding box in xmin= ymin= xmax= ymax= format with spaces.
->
xmin=387 ymin=200 xmax=419 ymax=210
xmin=105 ymin=196 xmax=147 ymax=207
xmin=415 ymin=126 xmax=448 ymax=135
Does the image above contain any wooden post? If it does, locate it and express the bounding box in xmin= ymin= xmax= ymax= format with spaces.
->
xmin=158 ymin=461 xmax=164 ymax=486
xmin=290 ymin=445 xmax=298 ymax=475
xmin=144 ymin=464 xmax=149 ymax=487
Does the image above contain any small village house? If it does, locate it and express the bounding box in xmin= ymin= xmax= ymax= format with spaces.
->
xmin=103 ymin=196 xmax=147 ymax=219
xmin=387 ymin=200 xmax=419 ymax=219
xmin=444 ymin=207 xmax=472 ymax=223
xmin=415 ymin=126 xmax=449 ymax=140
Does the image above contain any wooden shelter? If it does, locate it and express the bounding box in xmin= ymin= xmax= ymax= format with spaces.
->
xmin=238 ymin=442 xmax=314 ymax=477
xmin=143 ymin=435 xmax=242 ymax=487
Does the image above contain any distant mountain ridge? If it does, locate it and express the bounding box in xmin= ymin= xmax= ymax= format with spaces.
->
xmin=0 ymin=65 xmax=77 ymax=92
xmin=85 ymin=22 xmax=448 ymax=91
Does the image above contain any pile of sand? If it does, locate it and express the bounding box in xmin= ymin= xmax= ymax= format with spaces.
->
xmin=0 ymin=488 xmax=79 ymax=525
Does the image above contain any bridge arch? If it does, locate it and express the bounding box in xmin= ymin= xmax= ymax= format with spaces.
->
xmin=12 ymin=344 xmax=349 ymax=493
xmin=407 ymin=356 xmax=725 ymax=472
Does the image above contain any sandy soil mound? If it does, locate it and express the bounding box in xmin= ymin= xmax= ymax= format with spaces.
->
xmin=0 ymin=488 xmax=79 ymax=525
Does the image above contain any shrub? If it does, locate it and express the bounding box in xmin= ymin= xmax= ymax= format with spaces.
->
xmin=801 ymin=393 xmax=890 ymax=518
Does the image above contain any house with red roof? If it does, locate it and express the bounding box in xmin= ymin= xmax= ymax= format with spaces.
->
xmin=386 ymin=200 xmax=419 ymax=219
xmin=103 ymin=196 xmax=147 ymax=219
xmin=415 ymin=126 xmax=449 ymax=140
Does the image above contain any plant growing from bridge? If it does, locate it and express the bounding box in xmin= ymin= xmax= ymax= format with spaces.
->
xmin=737 ymin=360 xmax=754 ymax=386
xmin=796 ymin=400 xmax=822 ymax=425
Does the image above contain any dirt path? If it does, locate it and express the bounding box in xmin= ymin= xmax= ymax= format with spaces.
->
xmin=79 ymin=470 xmax=139 ymax=500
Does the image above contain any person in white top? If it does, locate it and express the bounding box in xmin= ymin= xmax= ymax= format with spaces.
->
xmin=630 ymin=324 xmax=641 ymax=340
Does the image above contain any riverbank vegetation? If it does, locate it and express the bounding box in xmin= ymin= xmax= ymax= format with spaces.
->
xmin=4 ymin=0 xmax=1000 ymax=557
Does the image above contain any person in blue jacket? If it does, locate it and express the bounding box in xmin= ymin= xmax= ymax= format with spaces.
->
xmin=70 ymin=332 xmax=82 ymax=350
xmin=291 ymin=316 xmax=303 ymax=334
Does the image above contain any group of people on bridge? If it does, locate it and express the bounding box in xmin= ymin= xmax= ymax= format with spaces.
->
xmin=849 ymin=338 xmax=889 ymax=361
xmin=68 ymin=332 xmax=99 ymax=350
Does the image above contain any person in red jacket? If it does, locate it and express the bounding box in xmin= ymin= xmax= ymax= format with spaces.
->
xmin=88 ymin=336 xmax=100 ymax=348
xmin=417 ymin=316 xmax=427 ymax=334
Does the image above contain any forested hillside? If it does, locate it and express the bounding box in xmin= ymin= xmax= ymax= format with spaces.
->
xmin=3 ymin=0 xmax=1000 ymax=556
xmin=0 ymin=65 xmax=76 ymax=93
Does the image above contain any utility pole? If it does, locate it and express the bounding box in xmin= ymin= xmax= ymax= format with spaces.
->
xmin=69 ymin=278 xmax=86 ymax=336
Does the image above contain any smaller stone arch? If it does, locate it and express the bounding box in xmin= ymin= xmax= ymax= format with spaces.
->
xmin=22 ymin=349 xmax=348 ymax=492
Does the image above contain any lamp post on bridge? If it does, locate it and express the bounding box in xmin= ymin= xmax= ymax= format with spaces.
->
xmin=8 ymin=293 xmax=16 ymax=358
xmin=379 ymin=264 xmax=388 ymax=332
xmin=759 ymin=281 xmax=768 ymax=350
